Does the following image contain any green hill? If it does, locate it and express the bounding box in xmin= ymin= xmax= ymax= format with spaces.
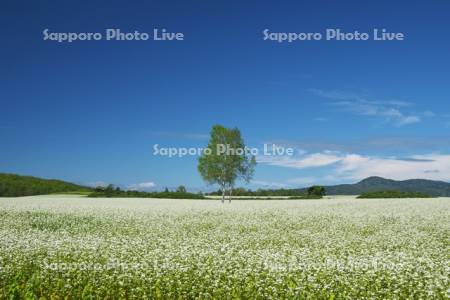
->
xmin=0 ymin=173 xmax=91 ymax=197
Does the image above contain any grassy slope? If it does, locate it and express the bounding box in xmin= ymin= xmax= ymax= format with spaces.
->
xmin=0 ymin=173 xmax=91 ymax=197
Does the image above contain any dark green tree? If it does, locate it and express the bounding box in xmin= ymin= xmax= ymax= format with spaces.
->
xmin=176 ymin=185 xmax=187 ymax=193
xmin=105 ymin=184 xmax=115 ymax=197
xmin=307 ymin=185 xmax=326 ymax=197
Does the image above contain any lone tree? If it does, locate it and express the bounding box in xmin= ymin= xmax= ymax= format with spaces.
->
xmin=176 ymin=185 xmax=187 ymax=193
xmin=307 ymin=185 xmax=326 ymax=197
xmin=198 ymin=125 xmax=256 ymax=203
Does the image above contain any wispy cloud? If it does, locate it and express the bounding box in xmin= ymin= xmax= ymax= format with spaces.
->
xmin=333 ymin=99 xmax=420 ymax=126
xmin=84 ymin=181 xmax=108 ymax=188
xmin=149 ymin=131 xmax=208 ymax=140
xmin=251 ymin=180 xmax=288 ymax=188
xmin=444 ymin=114 xmax=450 ymax=128
xmin=423 ymin=111 xmax=435 ymax=118
xmin=335 ymin=153 xmax=450 ymax=181
xmin=267 ymin=136 xmax=450 ymax=155
xmin=314 ymin=117 xmax=327 ymax=122
xmin=258 ymin=151 xmax=341 ymax=169
xmin=309 ymin=89 xmax=425 ymax=126
xmin=183 ymin=133 xmax=210 ymax=140
xmin=286 ymin=177 xmax=317 ymax=186
xmin=309 ymin=89 xmax=412 ymax=106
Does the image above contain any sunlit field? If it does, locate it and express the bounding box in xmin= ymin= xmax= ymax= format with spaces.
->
xmin=0 ymin=196 xmax=448 ymax=299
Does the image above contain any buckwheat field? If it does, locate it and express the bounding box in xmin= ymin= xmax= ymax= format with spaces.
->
xmin=0 ymin=196 xmax=448 ymax=299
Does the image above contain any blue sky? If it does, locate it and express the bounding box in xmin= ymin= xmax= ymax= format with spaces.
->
xmin=1 ymin=1 xmax=450 ymax=191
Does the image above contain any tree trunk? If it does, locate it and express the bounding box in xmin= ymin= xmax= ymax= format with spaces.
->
xmin=229 ymin=188 xmax=232 ymax=203
xmin=221 ymin=185 xmax=225 ymax=203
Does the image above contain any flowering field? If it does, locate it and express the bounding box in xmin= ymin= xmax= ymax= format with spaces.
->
xmin=0 ymin=196 xmax=448 ymax=299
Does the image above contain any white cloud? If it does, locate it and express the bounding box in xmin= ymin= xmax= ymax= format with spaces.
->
xmin=258 ymin=151 xmax=341 ymax=169
xmin=444 ymin=114 xmax=450 ymax=127
xmin=335 ymin=153 xmax=450 ymax=181
xmin=251 ymin=180 xmax=288 ymax=188
xmin=84 ymin=181 xmax=108 ymax=188
xmin=423 ymin=111 xmax=435 ymax=117
xmin=259 ymin=150 xmax=450 ymax=182
xmin=310 ymin=89 xmax=423 ymax=126
xmin=128 ymin=181 xmax=156 ymax=191
xmin=314 ymin=117 xmax=327 ymax=122
xmin=150 ymin=131 xmax=208 ymax=140
xmin=334 ymin=100 xmax=421 ymax=126
xmin=183 ymin=133 xmax=209 ymax=140
xmin=286 ymin=177 xmax=317 ymax=186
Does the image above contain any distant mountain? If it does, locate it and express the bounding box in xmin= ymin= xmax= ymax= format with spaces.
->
xmin=0 ymin=173 xmax=92 ymax=197
xmin=304 ymin=176 xmax=450 ymax=197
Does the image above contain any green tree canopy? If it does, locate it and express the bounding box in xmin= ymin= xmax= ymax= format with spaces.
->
xmin=198 ymin=125 xmax=256 ymax=203
xmin=307 ymin=185 xmax=326 ymax=197
xmin=176 ymin=185 xmax=187 ymax=193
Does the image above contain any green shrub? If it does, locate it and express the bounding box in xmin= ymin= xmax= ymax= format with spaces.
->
xmin=307 ymin=185 xmax=326 ymax=197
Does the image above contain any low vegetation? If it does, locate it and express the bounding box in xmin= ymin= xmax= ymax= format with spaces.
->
xmin=285 ymin=186 xmax=325 ymax=199
xmin=0 ymin=173 xmax=91 ymax=197
xmin=288 ymin=195 xmax=323 ymax=200
xmin=207 ymin=187 xmax=322 ymax=197
xmin=209 ymin=185 xmax=326 ymax=200
xmin=88 ymin=185 xmax=205 ymax=199
xmin=357 ymin=190 xmax=434 ymax=198
xmin=0 ymin=173 xmax=327 ymax=200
